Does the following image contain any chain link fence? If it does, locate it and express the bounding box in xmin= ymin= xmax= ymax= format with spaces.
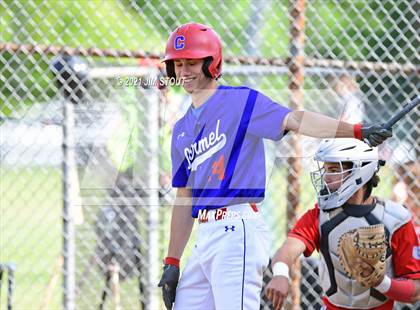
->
xmin=0 ymin=1 xmax=418 ymax=309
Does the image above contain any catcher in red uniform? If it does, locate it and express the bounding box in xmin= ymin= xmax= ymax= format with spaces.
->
xmin=265 ymin=138 xmax=420 ymax=310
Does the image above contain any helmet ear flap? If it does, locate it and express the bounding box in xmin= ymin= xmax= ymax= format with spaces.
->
xmin=165 ymin=60 xmax=176 ymax=79
xmin=167 ymin=57 xmax=218 ymax=80
xmin=202 ymin=57 xmax=214 ymax=79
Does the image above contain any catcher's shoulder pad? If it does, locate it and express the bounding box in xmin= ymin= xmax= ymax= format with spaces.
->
xmin=378 ymin=200 xmax=411 ymax=234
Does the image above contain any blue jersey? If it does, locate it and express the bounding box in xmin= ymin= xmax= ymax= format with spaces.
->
xmin=171 ymin=85 xmax=291 ymax=217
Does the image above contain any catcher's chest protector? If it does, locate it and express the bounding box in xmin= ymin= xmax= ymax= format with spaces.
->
xmin=318 ymin=200 xmax=411 ymax=309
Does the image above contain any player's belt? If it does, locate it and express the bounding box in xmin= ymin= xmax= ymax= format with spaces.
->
xmin=198 ymin=203 xmax=259 ymax=223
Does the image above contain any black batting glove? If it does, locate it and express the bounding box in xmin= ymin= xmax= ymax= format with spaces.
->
xmin=158 ymin=264 xmax=180 ymax=310
xmin=361 ymin=124 xmax=392 ymax=147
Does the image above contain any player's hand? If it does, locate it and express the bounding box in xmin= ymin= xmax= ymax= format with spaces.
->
xmin=361 ymin=124 xmax=392 ymax=147
xmin=265 ymin=276 xmax=289 ymax=310
xmin=353 ymin=257 xmax=385 ymax=287
xmin=158 ymin=264 xmax=180 ymax=310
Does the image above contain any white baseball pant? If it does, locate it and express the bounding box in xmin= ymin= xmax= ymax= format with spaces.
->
xmin=174 ymin=204 xmax=270 ymax=310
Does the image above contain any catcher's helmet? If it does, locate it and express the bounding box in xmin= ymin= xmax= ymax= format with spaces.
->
xmin=163 ymin=23 xmax=222 ymax=79
xmin=310 ymin=138 xmax=380 ymax=210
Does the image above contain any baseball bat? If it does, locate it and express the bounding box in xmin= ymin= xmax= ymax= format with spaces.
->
xmin=110 ymin=261 xmax=121 ymax=310
xmin=0 ymin=265 xmax=3 ymax=310
xmin=99 ymin=272 xmax=111 ymax=310
xmin=39 ymin=256 xmax=63 ymax=310
xmin=384 ymin=96 xmax=419 ymax=130
xmin=7 ymin=264 xmax=15 ymax=310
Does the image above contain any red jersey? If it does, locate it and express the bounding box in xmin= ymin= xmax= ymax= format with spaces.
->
xmin=289 ymin=204 xmax=420 ymax=310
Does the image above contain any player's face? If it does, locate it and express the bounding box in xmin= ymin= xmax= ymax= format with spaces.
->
xmin=323 ymin=162 xmax=351 ymax=192
xmin=174 ymin=59 xmax=212 ymax=93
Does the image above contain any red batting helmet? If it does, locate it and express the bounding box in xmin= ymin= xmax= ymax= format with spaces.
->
xmin=163 ymin=23 xmax=222 ymax=79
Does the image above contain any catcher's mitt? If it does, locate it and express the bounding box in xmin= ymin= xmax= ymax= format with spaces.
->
xmin=337 ymin=224 xmax=388 ymax=287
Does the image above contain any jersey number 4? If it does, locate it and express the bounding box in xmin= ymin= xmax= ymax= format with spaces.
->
xmin=211 ymin=154 xmax=225 ymax=180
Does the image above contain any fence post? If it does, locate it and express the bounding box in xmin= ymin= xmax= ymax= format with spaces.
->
xmin=53 ymin=55 xmax=88 ymax=310
xmin=62 ymin=97 xmax=77 ymax=310
xmin=287 ymin=0 xmax=306 ymax=309
xmin=146 ymin=87 xmax=160 ymax=310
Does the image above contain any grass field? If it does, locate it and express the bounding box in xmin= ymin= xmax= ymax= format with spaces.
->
xmin=0 ymin=163 xmax=395 ymax=309
xmin=0 ymin=167 xmax=62 ymax=309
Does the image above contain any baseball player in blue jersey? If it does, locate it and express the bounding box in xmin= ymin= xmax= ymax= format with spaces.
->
xmin=158 ymin=23 xmax=392 ymax=310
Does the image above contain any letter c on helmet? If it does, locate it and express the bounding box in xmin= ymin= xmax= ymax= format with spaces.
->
xmin=174 ymin=35 xmax=185 ymax=50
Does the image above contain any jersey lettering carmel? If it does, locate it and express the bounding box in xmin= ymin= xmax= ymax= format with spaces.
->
xmin=171 ymin=85 xmax=291 ymax=217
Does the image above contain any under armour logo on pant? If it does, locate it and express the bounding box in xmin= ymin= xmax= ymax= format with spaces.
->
xmin=225 ymin=225 xmax=235 ymax=232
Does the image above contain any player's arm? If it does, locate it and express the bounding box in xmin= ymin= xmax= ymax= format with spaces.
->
xmin=166 ymin=187 xmax=194 ymax=261
xmin=355 ymin=260 xmax=420 ymax=303
xmin=158 ymin=187 xmax=193 ymax=310
xmin=271 ymin=237 xmax=307 ymax=272
xmin=371 ymin=276 xmax=420 ymax=303
xmin=413 ymin=281 xmax=420 ymax=302
xmin=265 ymin=237 xmax=306 ymax=310
xmin=374 ymin=220 xmax=420 ymax=303
xmin=282 ymin=110 xmax=392 ymax=146
xmin=355 ymin=220 xmax=420 ymax=303
xmin=265 ymin=206 xmax=319 ymax=310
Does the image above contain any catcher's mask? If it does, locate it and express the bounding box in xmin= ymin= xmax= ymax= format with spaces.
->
xmin=310 ymin=138 xmax=380 ymax=210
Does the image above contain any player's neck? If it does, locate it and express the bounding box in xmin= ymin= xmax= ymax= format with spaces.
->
xmin=191 ymin=80 xmax=218 ymax=109
xmin=347 ymin=189 xmax=374 ymax=205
